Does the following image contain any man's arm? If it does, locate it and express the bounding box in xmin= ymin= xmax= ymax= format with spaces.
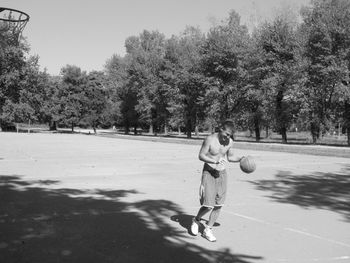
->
xmin=198 ymin=136 xmax=218 ymax=164
xmin=227 ymin=142 xmax=243 ymax=162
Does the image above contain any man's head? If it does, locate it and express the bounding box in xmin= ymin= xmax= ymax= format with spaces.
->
xmin=218 ymin=120 xmax=235 ymax=145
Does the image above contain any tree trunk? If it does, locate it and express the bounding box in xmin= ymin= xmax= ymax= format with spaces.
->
xmin=49 ymin=121 xmax=57 ymax=131
xmin=344 ymin=101 xmax=350 ymax=146
xmin=265 ymin=125 xmax=269 ymax=138
xmin=310 ymin=121 xmax=319 ymax=144
xmin=276 ymin=89 xmax=288 ymax=144
xmin=164 ymin=123 xmax=168 ymax=136
xmin=93 ymin=126 xmax=96 ymax=134
xmin=195 ymin=125 xmax=199 ymax=138
xmin=71 ymin=122 xmax=74 ymax=132
xmin=281 ymin=127 xmax=287 ymax=144
xmin=125 ymin=122 xmax=129 ymax=134
xmin=254 ymin=119 xmax=260 ymax=142
xmin=134 ymin=126 xmax=137 ymax=135
xmin=186 ymin=118 xmax=192 ymax=138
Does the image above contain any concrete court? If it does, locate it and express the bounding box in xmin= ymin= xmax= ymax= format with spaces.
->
xmin=0 ymin=133 xmax=349 ymax=263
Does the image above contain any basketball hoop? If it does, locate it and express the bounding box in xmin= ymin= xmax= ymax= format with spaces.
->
xmin=0 ymin=7 xmax=30 ymax=46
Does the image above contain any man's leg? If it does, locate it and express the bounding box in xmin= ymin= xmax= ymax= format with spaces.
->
xmin=207 ymin=206 xmax=222 ymax=227
xmin=192 ymin=167 xmax=216 ymax=236
xmin=191 ymin=206 xmax=212 ymax=235
xmin=202 ymin=170 xmax=226 ymax=242
xmin=195 ymin=206 xmax=212 ymax=221
xmin=202 ymin=206 xmax=221 ymax=242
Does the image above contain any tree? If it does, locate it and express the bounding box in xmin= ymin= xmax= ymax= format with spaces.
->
xmin=239 ymin=37 xmax=270 ymax=141
xmin=0 ymin=43 xmax=27 ymax=128
xmin=1 ymin=100 xmax=35 ymax=131
xmin=301 ymin=0 xmax=350 ymax=143
xmin=41 ymin=75 xmax=61 ymax=130
xmin=104 ymin=54 xmax=128 ymax=128
xmin=165 ymin=27 xmax=207 ymax=138
xmin=0 ymin=24 xmax=47 ymax=131
xmin=256 ymin=13 xmax=302 ymax=143
xmin=81 ymin=71 xmax=108 ymax=133
xmin=120 ymin=54 xmax=141 ymax=134
xmin=19 ymin=56 xmax=50 ymax=125
xmin=56 ymin=65 xmax=88 ymax=132
xmin=201 ymin=10 xmax=250 ymax=133
xmin=132 ymin=30 xmax=169 ymax=134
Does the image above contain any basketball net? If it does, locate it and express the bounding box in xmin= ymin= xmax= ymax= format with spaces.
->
xmin=0 ymin=7 xmax=30 ymax=47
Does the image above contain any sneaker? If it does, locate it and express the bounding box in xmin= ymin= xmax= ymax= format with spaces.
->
xmin=190 ymin=217 xmax=200 ymax=235
xmin=202 ymin=227 xmax=216 ymax=242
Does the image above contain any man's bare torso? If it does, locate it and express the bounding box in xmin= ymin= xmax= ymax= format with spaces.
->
xmin=206 ymin=134 xmax=232 ymax=171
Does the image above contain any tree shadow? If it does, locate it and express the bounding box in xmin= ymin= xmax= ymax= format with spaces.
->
xmin=250 ymin=164 xmax=350 ymax=221
xmin=0 ymin=175 xmax=263 ymax=263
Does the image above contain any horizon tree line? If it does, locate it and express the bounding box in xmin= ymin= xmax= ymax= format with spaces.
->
xmin=0 ymin=0 xmax=349 ymax=145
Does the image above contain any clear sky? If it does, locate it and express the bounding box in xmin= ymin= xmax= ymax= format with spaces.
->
xmin=2 ymin=0 xmax=310 ymax=75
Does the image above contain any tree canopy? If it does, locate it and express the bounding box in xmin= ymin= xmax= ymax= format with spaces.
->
xmin=1 ymin=0 xmax=349 ymax=144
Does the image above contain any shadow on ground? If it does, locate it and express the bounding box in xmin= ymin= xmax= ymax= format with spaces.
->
xmin=0 ymin=175 xmax=263 ymax=263
xmin=250 ymin=165 xmax=350 ymax=221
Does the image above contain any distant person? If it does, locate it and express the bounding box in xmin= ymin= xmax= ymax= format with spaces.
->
xmin=191 ymin=120 xmax=244 ymax=242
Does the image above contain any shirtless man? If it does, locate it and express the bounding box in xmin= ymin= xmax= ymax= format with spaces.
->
xmin=191 ymin=120 xmax=243 ymax=242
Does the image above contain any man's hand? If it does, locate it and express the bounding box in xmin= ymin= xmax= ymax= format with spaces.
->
xmin=218 ymin=158 xmax=227 ymax=165
xmin=216 ymin=157 xmax=227 ymax=170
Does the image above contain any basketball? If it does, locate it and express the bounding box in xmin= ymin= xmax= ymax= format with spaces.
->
xmin=240 ymin=156 xmax=256 ymax=174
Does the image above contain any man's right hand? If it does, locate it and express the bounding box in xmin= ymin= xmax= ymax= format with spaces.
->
xmin=218 ymin=158 xmax=227 ymax=165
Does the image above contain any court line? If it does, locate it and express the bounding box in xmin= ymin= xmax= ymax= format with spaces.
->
xmin=223 ymin=210 xmax=350 ymax=248
xmin=274 ymin=256 xmax=350 ymax=262
xmin=255 ymin=162 xmax=349 ymax=174
xmin=284 ymin=227 xmax=350 ymax=248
